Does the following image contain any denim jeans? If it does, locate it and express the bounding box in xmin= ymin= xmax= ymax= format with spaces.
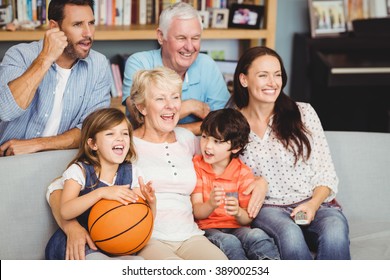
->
xmin=252 ymin=205 xmax=351 ymax=260
xmin=205 ymin=227 xmax=280 ymax=260
xmin=45 ymin=228 xmax=96 ymax=260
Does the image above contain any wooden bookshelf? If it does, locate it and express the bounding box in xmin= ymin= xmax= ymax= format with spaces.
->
xmin=0 ymin=0 xmax=277 ymax=49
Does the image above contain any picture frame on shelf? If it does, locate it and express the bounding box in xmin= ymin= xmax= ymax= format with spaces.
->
xmin=199 ymin=10 xmax=210 ymax=29
xmin=387 ymin=0 xmax=390 ymax=15
xmin=0 ymin=5 xmax=12 ymax=27
xmin=346 ymin=0 xmax=367 ymax=31
xmin=308 ymin=0 xmax=347 ymax=38
xmin=211 ymin=8 xmax=229 ymax=29
xmin=228 ymin=3 xmax=264 ymax=29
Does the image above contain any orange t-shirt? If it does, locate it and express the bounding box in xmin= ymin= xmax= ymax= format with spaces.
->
xmin=192 ymin=155 xmax=255 ymax=229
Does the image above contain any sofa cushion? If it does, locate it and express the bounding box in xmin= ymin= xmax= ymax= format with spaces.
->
xmin=325 ymin=131 xmax=390 ymax=259
xmin=0 ymin=149 xmax=77 ymax=260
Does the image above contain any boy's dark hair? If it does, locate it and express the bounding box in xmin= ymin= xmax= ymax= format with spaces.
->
xmin=48 ymin=0 xmax=94 ymax=23
xmin=200 ymin=108 xmax=250 ymax=158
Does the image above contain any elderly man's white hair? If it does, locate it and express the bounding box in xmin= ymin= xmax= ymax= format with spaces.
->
xmin=158 ymin=2 xmax=203 ymax=40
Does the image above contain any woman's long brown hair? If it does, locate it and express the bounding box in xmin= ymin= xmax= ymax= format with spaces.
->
xmin=229 ymin=46 xmax=312 ymax=163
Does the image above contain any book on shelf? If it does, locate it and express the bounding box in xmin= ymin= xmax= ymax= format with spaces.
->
xmin=146 ymin=0 xmax=153 ymax=24
xmin=4 ymin=0 xmax=260 ymax=28
xmin=123 ymin=0 xmax=131 ymax=25
xmin=105 ymin=0 xmax=113 ymax=25
xmin=93 ymin=0 xmax=99 ymax=25
xmin=108 ymin=59 xmax=118 ymax=98
xmin=99 ymin=0 xmax=107 ymax=25
xmin=139 ymin=0 xmax=146 ymax=24
xmin=26 ymin=0 xmax=32 ymax=20
xmin=112 ymin=63 xmax=123 ymax=97
xmin=131 ymin=0 xmax=137 ymax=24
xmin=111 ymin=53 xmax=131 ymax=80
xmin=115 ymin=0 xmax=124 ymax=25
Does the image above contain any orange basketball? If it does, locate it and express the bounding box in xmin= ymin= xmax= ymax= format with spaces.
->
xmin=88 ymin=197 xmax=153 ymax=255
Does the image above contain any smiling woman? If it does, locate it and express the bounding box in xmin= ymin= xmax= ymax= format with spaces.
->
xmin=128 ymin=67 xmax=228 ymax=260
xmin=129 ymin=67 xmax=182 ymax=132
xmin=229 ymin=46 xmax=351 ymax=260
xmin=122 ymin=2 xmax=230 ymax=136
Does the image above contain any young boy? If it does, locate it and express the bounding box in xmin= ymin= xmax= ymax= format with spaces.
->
xmin=191 ymin=108 xmax=280 ymax=260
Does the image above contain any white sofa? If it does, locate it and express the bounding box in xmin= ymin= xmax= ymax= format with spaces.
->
xmin=0 ymin=131 xmax=389 ymax=260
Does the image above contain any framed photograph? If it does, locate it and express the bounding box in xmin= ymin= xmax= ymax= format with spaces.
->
xmin=387 ymin=0 xmax=390 ymax=15
xmin=211 ymin=8 xmax=229 ymax=28
xmin=0 ymin=5 xmax=12 ymax=27
xmin=228 ymin=4 xmax=264 ymax=29
xmin=346 ymin=0 xmax=366 ymax=31
xmin=199 ymin=10 xmax=210 ymax=29
xmin=308 ymin=0 xmax=347 ymax=38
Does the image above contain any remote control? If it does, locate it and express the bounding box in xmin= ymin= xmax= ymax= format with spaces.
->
xmin=294 ymin=211 xmax=309 ymax=225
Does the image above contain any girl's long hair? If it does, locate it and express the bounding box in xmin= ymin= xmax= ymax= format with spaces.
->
xmin=68 ymin=108 xmax=136 ymax=176
xmin=229 ymin=46 xmax=311 ymax=163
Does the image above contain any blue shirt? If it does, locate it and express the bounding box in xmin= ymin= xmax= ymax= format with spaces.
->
xmin=0 ymin=40 xmax=111 ymax=144
xmin=122 ymin=49 xmax=230 ymax=124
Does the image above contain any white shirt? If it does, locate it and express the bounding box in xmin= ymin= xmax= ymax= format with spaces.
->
xmin=46 ymin=163 xmax=142 ymax=202
xmin=133 ymin=127 xmax=203 ymax=241
xmin=42 ymin=65 xmax=71 ymax=137
xmin=240 ymin=102 xmax=338 ymax=206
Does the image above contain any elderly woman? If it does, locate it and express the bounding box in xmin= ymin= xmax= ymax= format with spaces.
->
xmin=129 ymin=67 xmax=227 ymax=260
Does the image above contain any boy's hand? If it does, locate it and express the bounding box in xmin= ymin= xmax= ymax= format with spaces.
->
xmin=207 ymin=185 xmax=225 ymax=209
xmin=224 ymin=196 xmax=240 ymax=216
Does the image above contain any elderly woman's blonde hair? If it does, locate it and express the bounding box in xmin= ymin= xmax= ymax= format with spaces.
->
xmin=130 ymin=67 xmax=183 ymax=126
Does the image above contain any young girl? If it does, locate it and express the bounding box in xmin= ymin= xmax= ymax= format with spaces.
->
xmin=48 ymin=108 xmax=155 ymax=260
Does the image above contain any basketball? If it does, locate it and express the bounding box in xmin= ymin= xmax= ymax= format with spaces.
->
xmin=88 ymin=197 xmax=153 ymax=255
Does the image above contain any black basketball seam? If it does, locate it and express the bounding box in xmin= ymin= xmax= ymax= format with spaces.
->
xmin=88 ymin=203 xmax=124 ymax=232
xmin=105 ymin=210 xmax=154 ymax=256
xmin=121 ymin=208 xmax=154 ymax=255
xmin=89 ymin=201 xmax=146 ymax=232
xmin=94 ymin=204 xmax=149 ymax=242
xmin=92 ymin=202 xmax=153 ymax=254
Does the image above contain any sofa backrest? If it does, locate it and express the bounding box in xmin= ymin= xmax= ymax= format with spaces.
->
xmin=0 ymin=131 xmax=389 ymax=259
xmin=325 ymin=131 xmax=390 ymax=225
xmin=0 ymin=149 xmax=77 ymax=260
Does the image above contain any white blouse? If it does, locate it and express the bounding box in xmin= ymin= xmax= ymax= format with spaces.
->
xmin=133 ymin=127 xmax=203 ymax=241
xmin=240 ymin=102 xmax=338 ymax=206
xmin=46 ymin=163 xmax=141 ymax=202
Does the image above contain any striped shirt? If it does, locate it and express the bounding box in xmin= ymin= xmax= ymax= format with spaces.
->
xmin=192 ymin=155 xmax=255 ymax=229
xmin=0 ymin=40 xmax=111 ymax=144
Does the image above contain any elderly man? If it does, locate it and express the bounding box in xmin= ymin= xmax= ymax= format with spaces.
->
xmin=122 ymin=2 xmax=230 ymax=135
